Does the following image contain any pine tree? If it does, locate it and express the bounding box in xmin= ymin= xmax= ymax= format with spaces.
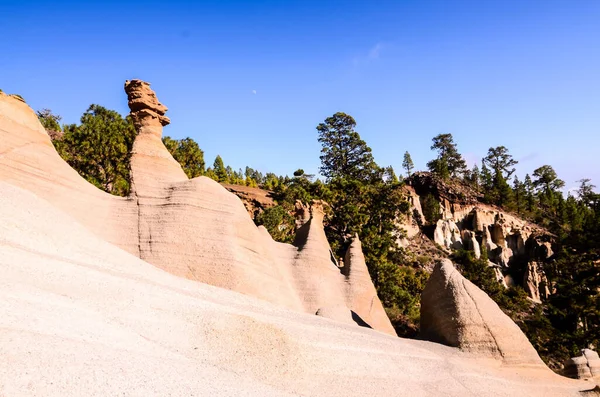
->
xmin=426 ymin=133 xmax=467 ymax=179
xmin=53 ymin=104 xmax=136 ymax=196
xmin=524 ymin=173 xmax=536 ymax=214
xmin=465 ymin=164 xmax=480 ymax=188
xmin=402 ymin=151 xmax=414 ymax=177
xmin=482 ymin=146 xmax=518 ymax=209
xmin=532 ymin=165 xmax=565 ymax=218
xmin=480 ymin=161 xmax=494 ymax=203
xmin=213 ymin=155 xmax=228 ymax=182
xmin=385 ymin=166 xmax=399 ymax=183
xmin=317 ymin=112 xmax=377 ymax=182
xmin=493 ymin=171 xmax=515 ymax=210
xmin=162 ymin=136 xmax=205 ymax=178
xmin=513 ymin=176 xmax=527 ymax=215
xmin=483 ymin=146 xmax=518 ymax=179
xmin=37 ymin=109 xmax=62 ymax=132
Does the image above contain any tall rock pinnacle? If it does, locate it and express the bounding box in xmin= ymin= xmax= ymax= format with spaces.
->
xmin=124 ymin=79 xmax=170 ymax=136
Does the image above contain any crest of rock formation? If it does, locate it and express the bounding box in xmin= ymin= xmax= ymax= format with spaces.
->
xmin=124 ymin=79 xmax=170 ymax=128
xmin=420 ymin=259 xmax=546 ymax=366
xmin=0 ymin=82 xmax=394 ymax=336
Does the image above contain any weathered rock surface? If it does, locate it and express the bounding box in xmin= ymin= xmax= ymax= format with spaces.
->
xmin=433 ymin=219 xmax=463 ymax=250
xmin=402 ymin=172 xmax=557 ymax=301
xmin=0 ymin=84 xmax=394 ymax=335
xmin=524 ymin=261 xmax=551 ymax=303
xmin=125 ymin=79 xmax=170 ymax=127
xmin=420 ymin=259 xmax=546 ymax=367
xmin=565 ymin=349 xmax=600 ymax=381
xmin=0 ymin=181 xmax=590 ymax=396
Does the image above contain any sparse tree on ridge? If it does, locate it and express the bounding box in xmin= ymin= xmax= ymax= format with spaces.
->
xmin=37 ymin=108 xmax=62 ymax=132
xmin=213 ymin=155 xmax=228 ymax=183
xmin=482 ymin=146 xmax=518 ymax=179
xmin=402 ymin=151 xmax=414 ymax=177
xmin=426 ymin=133 xmax=467 ymax=179
xmin=532 ymin=165 xmax=565 ymax=196
xmin=464 ymin=164 xmax=480 ymax=188
xmin=317 ymin=112 xmax=377 ymax=182
xmin=577 ymin=178 xmax=596 ymax=206
xmin=385 ymin=166 xmax=399 ymax=183
xmin=482 ymin=146 xmax=517 ymax=208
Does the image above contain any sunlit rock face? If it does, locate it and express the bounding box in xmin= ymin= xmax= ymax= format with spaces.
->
xmin=0 ymin=83 xmax=395 ymax=336
xmin=400 ymin=172 xmax=557 ymax=302
xmin=420 ymin=259 xmax=546 ymax=367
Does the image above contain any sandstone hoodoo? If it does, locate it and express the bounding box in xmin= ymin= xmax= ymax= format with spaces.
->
xmin=420 ymin=259 xmax=545 ymax=366
xmin=0 ymin=84 xmax=596 ymax=396
xmin=0 ymin=81 xmax=394 ymax=336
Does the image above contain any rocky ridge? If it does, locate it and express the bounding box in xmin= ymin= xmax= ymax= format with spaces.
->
xmin=402 ymin=172 xmax=555 ymax=303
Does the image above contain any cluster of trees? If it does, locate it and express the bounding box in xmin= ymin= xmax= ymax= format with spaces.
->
xmin=38 ymin=106 xmax=293 ymax=194
xmin=38 ymin=105 xmax=599 ymax=367
xmin=40 ymin=105 xmax=137 ymax=196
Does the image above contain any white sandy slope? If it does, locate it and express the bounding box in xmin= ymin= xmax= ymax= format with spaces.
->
xmin=0 ymin=182 xmax=592 ymax=396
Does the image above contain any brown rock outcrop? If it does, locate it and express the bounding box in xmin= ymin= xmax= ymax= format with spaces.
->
xmin=124 ymin=79 xmax=170 ymax=128
xmin=401 ymin=173 xmax=556 ymax=302
xmin=221 ymin=183 xmax=275 ymax=218
xmin=420 ymin=259 xmax=546 ymax=367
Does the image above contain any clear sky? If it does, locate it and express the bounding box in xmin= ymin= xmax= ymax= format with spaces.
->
xmin=1 ymin=0 xmax=599 ymax=191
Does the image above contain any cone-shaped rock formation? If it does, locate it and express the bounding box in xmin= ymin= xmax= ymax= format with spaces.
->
xmin=420 ymin=259 xmax=545 ymax=367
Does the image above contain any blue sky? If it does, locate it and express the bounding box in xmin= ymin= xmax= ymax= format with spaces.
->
xmin=1 ymin=0 xmax=599 ymax=191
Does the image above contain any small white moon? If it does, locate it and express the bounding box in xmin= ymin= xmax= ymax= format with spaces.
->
xmin=252 ymin=90 xmax=257 ymax=95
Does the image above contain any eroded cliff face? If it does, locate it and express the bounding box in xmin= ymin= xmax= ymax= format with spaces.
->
xmin=401 ymin=172 xmax=555 ymax=303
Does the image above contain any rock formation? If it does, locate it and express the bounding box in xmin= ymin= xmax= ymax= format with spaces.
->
xmin=0 ymin=81 xmax=394 ymax=335
xmin=221 ymin=182 xmax=275 ymax=218
xmin=0 ymin=181 xmax=590 ymax=396
xmin=420 ymin=259 xmax=545 ymax=367
xmin=565 ymin=349 xmax=600 ymax=382
xmin=524 ymin=261 xmax=551 ymax=303
xmin=402 ymin=172 xmax=557 ymax=302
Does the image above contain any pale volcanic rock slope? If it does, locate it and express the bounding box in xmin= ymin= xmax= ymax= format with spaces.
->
xmin=0 ymin=82 xmax=393 ymax=335
xmin=0 ymin=181 xmax=593 ymax=396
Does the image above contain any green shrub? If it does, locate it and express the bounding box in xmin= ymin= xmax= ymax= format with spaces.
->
xmin=421 ymin=193 xmax=441 ymax=225
xmin=375 ymin=262 xmax=429 ymax=337
xmin=255 ymin=205 xmax=295 ymax=243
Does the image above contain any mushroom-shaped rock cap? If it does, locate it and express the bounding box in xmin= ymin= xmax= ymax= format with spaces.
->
xmin=124 ymin=79 xmax=170 ymax=126
xmin=420 ymin=259 xmax=545 ymax=367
